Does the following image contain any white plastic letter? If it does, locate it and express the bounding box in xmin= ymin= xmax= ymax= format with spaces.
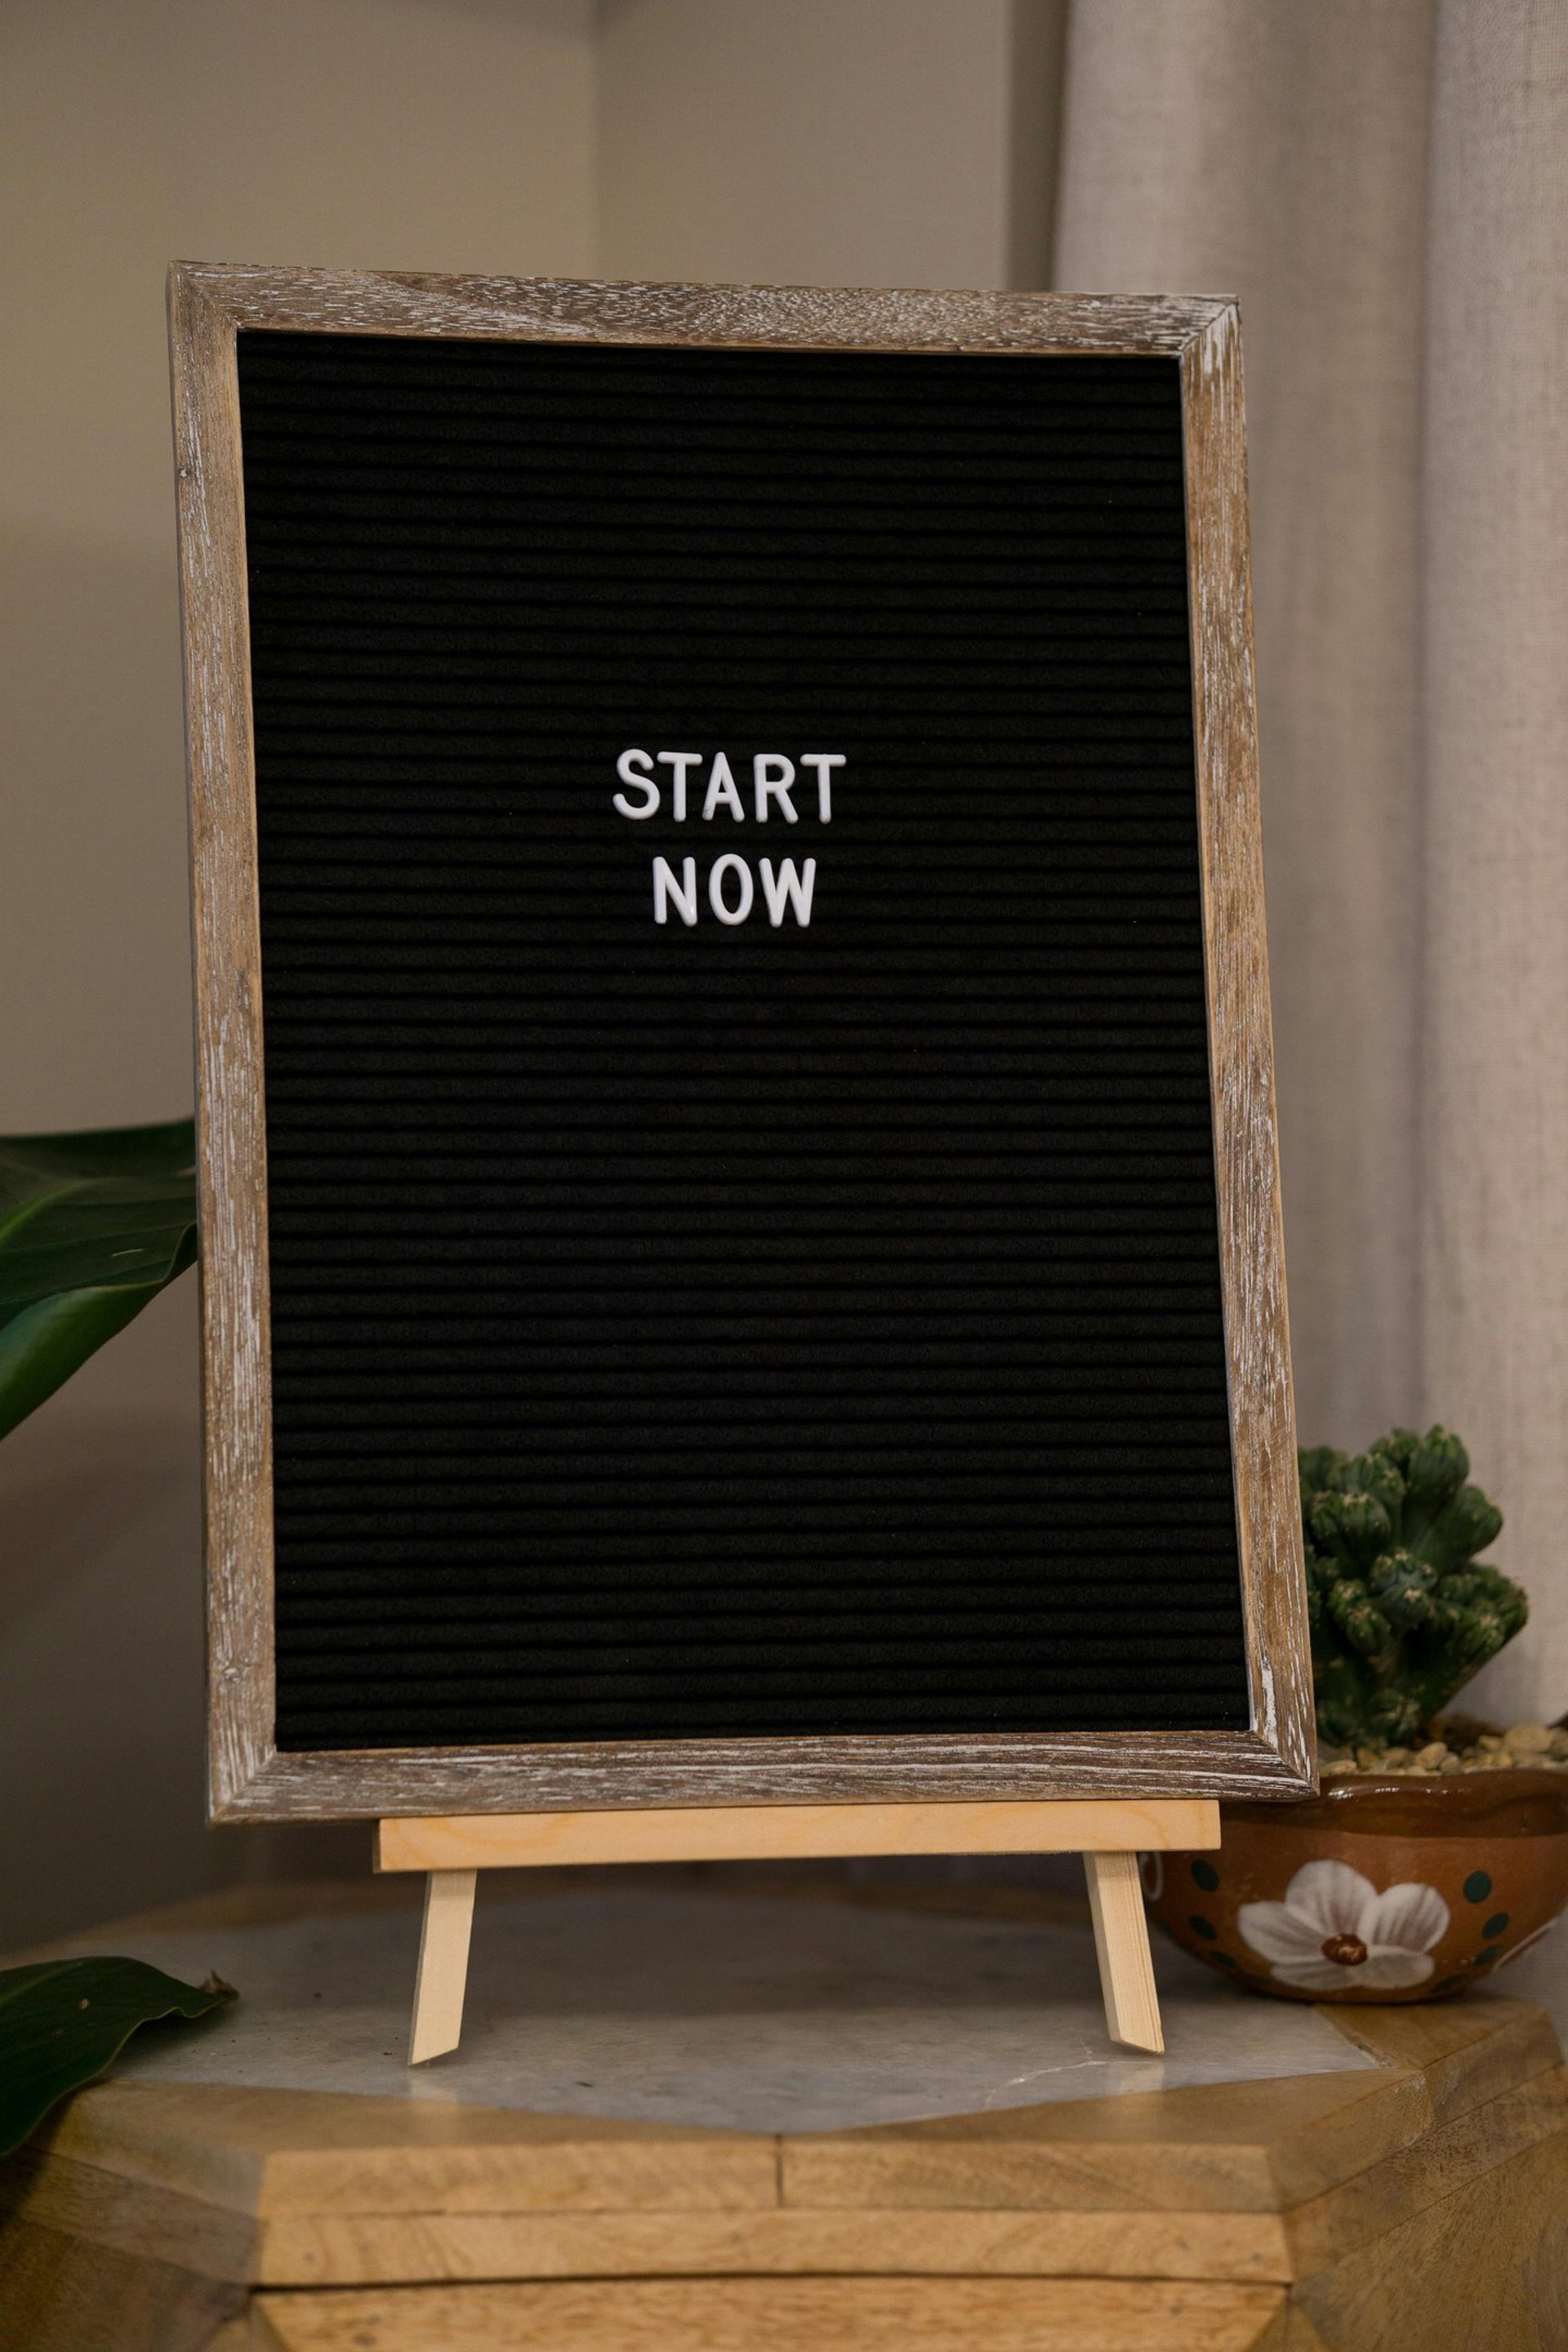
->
xmin=800 ymin=753 xmax=845 ymax=822
xmin=709 ymin=853 xmax=754 ymax=925
xmin=753 ymin=754 xmax=798 ymax=822
xmin=657 ymin=751 xmax=702 ymax=822
xmin=613 ymin=748 xmax=659 ymax=820
xmin=760 ymin=856 xmax=816 ymax=927
xmin=653 ymin=855 xmax=698 ymax=925
xmin=702 ymin=753 xmax=746 ymax=822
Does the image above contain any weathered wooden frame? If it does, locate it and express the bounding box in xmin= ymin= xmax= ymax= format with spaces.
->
xmin=170 ymin=263 xmax=1313 ymax=1824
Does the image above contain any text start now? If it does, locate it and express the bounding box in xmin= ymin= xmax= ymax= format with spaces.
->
xmin=612 ymin=750 xmax=844 ymax=928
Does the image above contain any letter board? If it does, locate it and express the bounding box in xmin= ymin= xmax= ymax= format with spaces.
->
xmin=171 ymin=269 xmax=1313 ymax=1819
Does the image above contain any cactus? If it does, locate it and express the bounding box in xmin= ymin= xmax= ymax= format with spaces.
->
xmin=1298 ymin=1426 xmax=1526 ymax=1749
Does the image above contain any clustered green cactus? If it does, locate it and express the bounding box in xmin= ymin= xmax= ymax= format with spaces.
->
xmin=1299 ymin=1426 xmax=1526 ymax=1750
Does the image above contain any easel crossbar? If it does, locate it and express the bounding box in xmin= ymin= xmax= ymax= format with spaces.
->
xmin=375 ymin=1797 xmax=1218 ymax=1874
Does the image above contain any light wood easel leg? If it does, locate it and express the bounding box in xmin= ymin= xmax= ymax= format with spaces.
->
xmin=1085 ymin=1850 xmax=1164 ymax=2054
xmin=408 ymin=1869 xmax=477 ymax=2065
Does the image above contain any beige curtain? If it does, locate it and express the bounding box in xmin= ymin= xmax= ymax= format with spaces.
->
xmin=1422 ymin=2 xmax=1568 ymax=1726
xmin=1054 ymin=0 xmax=1568 ymax=1722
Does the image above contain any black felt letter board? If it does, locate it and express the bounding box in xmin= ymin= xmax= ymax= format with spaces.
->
xmin=237 ymin=332 xmax=1249 ymax=1750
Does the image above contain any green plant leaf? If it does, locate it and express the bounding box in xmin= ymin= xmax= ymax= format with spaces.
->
xmin=0 ymin=1120 xmax=196 ymax=1441
xmin=1299 ymin=1421 xmax=1523 ymax=1749
xmin=0 ymin=1956 xmax=234 ymax=2158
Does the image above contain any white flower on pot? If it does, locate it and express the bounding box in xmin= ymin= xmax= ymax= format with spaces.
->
xmin=1237 ymin=1859 xmax=1450 ymax=1993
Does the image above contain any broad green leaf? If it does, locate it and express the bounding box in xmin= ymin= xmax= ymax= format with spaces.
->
xmin=0 ymin=1956 xmax=234 ymax=2158
xmin=0 ymin=1120 xmax=196 ymax=1441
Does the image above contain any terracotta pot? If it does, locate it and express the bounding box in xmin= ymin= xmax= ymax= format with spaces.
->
xmin=1143 ymin=1769 xmax=1568 ymax=2002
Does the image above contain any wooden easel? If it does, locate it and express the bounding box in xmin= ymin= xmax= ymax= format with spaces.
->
xmin=374 ymin=1797 xmax=1219 ymax=2065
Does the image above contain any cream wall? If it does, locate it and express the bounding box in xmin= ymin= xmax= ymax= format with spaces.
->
xmin=1 ymin=0 xmax=1059 ymax=1944
xmin=2 ymin=0 xmax=596 ymax=1138
xmin=0 ymin=0 xmax=598 ymax=1944
xmin=598 ymin=0 xmax=1062 ymax=289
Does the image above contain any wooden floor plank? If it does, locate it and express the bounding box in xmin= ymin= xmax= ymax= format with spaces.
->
xmin=252 ymin=2204 xmax=1291 ymax=2288
xmin=1293 ymin=2131 xmax=1568 ymax=2352
xmin=780 ymin=2070 xmax=1404 ymax=2215
xmin=37 ymin=2080 xmax=778 ymax=2216
xmin=4 ymin=2146 xmax=256 ymax=2282
xmin=0 ymin=2213 xmax=243 ymax=2352
xmin=1325 ymin=1999 xmax=1566 ymax=2132
xmin=249 ymin=2276 xmax=1289 ymax=2352
xmin=1285 ymin=2061 xmax=1568 ymax=2274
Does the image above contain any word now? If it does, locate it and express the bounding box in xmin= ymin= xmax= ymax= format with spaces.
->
xmin=654 ymin=854 xmax=817 ymax=927
xmin=615 ymin=750 xmax=844 ymax=824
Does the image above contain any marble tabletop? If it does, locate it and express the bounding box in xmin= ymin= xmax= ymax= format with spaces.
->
xmin=57 ymin=1876 xmax=1387 ymax=2134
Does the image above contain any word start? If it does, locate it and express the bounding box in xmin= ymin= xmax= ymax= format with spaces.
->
xmin=613 ymin=749 xmax=844 ymax=928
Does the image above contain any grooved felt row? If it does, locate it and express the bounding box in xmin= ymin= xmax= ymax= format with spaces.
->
xmin=237 ymin=331 xmax=1249 ymax=1750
